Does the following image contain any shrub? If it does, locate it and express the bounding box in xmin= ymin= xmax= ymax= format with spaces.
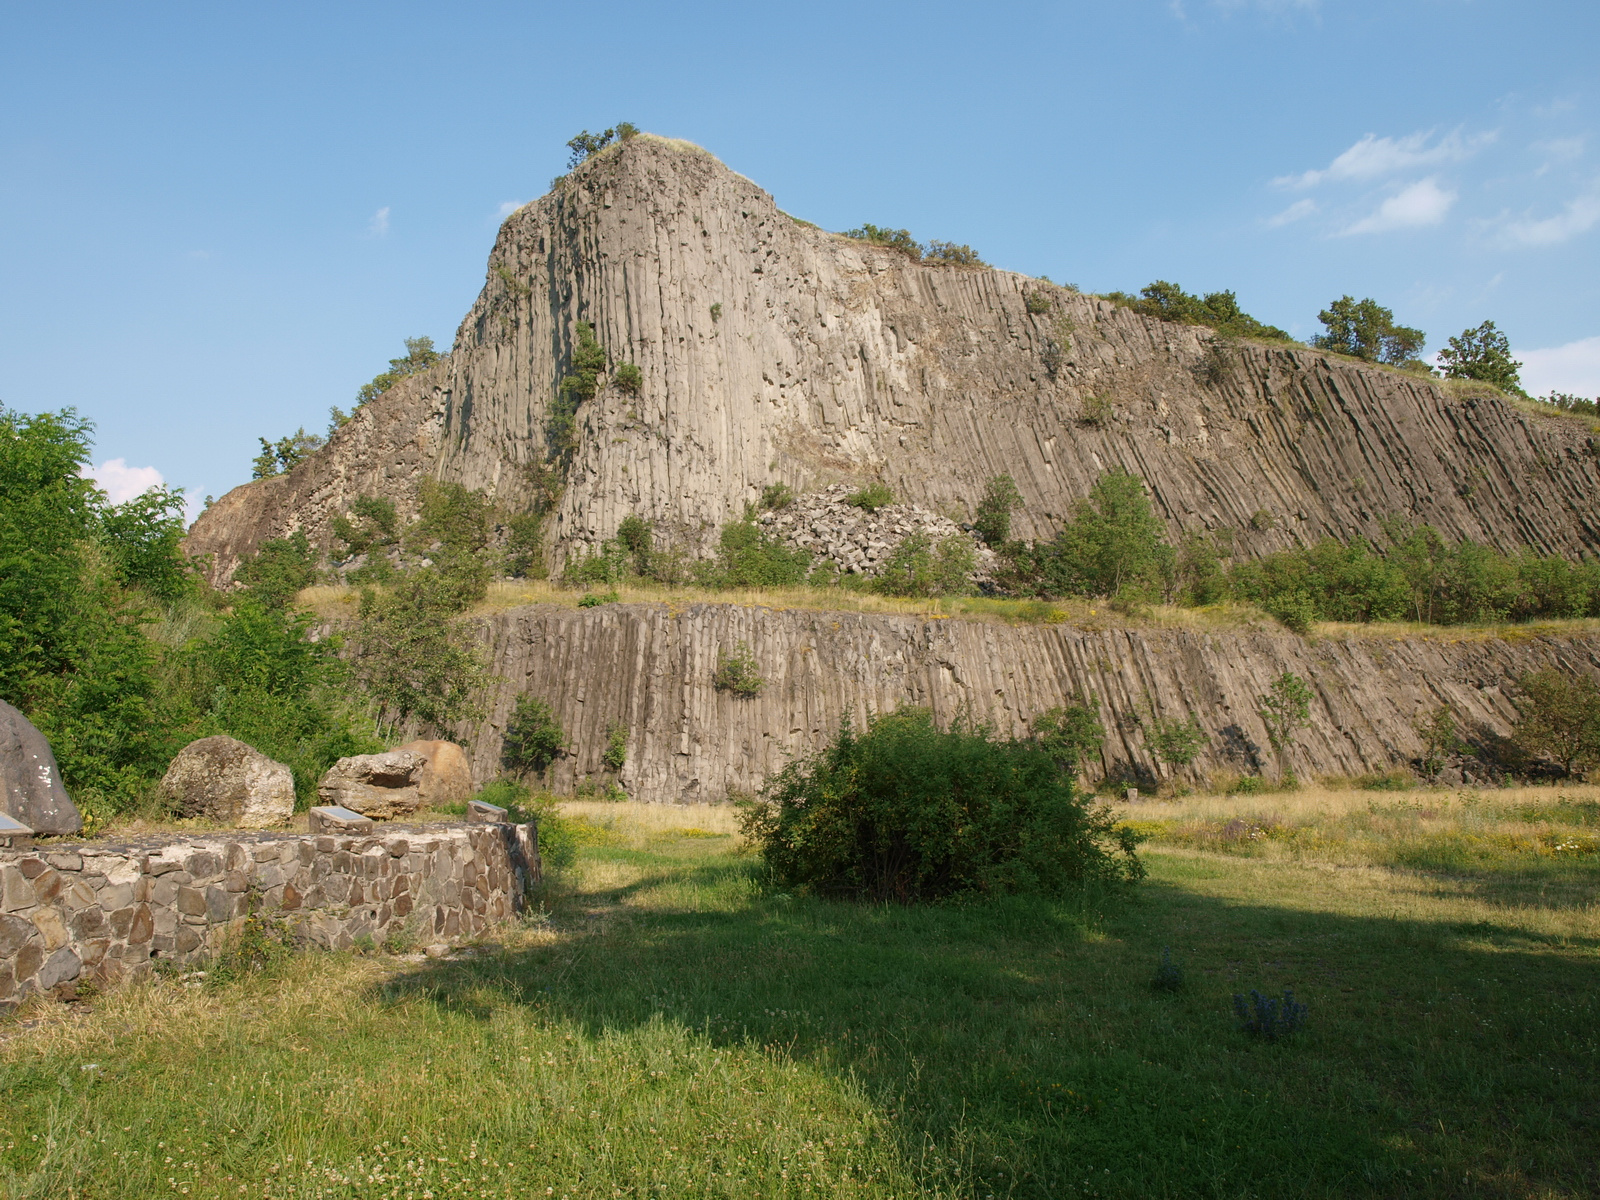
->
xmin=1151 ymin=947 xmax=1184 ymax=993
xmin=924 ymin=240 xmax=987 ymax=267
xmin=354 ymin=572 xmax=489 ymax=736
xmin=614 ymin=362 xmax=643 ymax=395
xmin=502 ymin=696 xmax=566 ymax=776
xmin=700 ymin=519 xmax=811 ymax=589
xmin=251 ymin=428 xmax=324 ymax=479
xmin=577 ymin=591 xmax=617 ymax=607
xmin=565 ymin=123 xmax=636 ymax=168
xmin=1258 ymin=672 xmax=1314 ymax=754
xmin=559 ymin=320 xmax=609 ymax=406
xmin=846 ymin=482 xmax=894 ymax=512
xmin=1104 ymin=281 xmax=1291 ymax=342
xmin=503 ymin=511 xmax=545 ymax=578
xmin=1416 ymin=704 xmax=1462 ymax=776
xmin=331 ymin=495 xmax=399 ymax=559
xmin=406 ymin=480 xmax=493 ymax=611
xmin=1512 ymin=670 xmax=1600 ymax=776
xmin=973 ymin=474 xmax=1021 ymax=546
xmin=713 ymin=642 xmax=763 ymax=698
xmin=843 ymin=224 xmax=922 ymax=260
xmin=1080 ymin=393 xmax=1113 ymax=426
xmin=98 ymin=486 xmax=191 ymax=602
xmin=355 ymin=336 xmax=443 ymax=408
xmin=739 ymin=708 xmax=1144 ymax=902
xmin=1311 ymin=296 xmax=1424 ymax=365
xmin=759 ymin=482 xmax=794 ymax=511
xmin=872 ymin=533 xmax=974 ymax=598
xmin=1147 ymin=713 xmax=1209 ymax=768
xmin=235 ymin=532 xmax=318 ymax=609
xmin=1031 ymin=701 xmax=1105 ymax=777
xmin=1438 ymin=320 xmax=1523 ymax=393
xmin=1233 ymin=989 xmax=1308 ymax=1040
xmin=1024 ymin=291 xmax=1052 ymax=315
xmin=602 ymin=721 xmax=628 ymax=771
xmin=709 ymin=302 xmax=723 ymax=322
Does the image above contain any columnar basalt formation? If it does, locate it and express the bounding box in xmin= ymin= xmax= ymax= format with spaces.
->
xmin=186 ymin=136 xmax=1600 ymax=582
xmin=462 ymin=602 xmax=1600 ymax=803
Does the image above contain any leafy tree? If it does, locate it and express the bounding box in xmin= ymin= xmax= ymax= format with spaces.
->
xmin=251 ymin=428 xmax=324 ymax=479
xmin=98 ymin=485 xmax=192 ymax=602
xmin=1051 ymin=469 xmax=1173 ymax=600
xmin=1030 ymin=700 xmax=1105 ymax=777
xmin=614 ymin=362 xmax=643 ymax=395
xmin=601 ymin=721 xmax=628 ymax=771
xmin=740 ymin=708 xmax=1143 ymax=902
xmin=504 ymin=511 xmax=546 ymax=579
xmin=1106 ymin=281 xmax=1292 ymax=342
xmin=699 ymin=519 xmax=811 ymax=589
xmin=1311 ymin=296 xmax=1425 ymax=364
xmin=1258 ymin=672 xmax=1314 ymax=754
xmin=1512 ymin=670 xmax=1600 ymax=776
xmin=354 ymin=571 xmax=490 ymax=736
xmin=924 ymin=241 xmax=988 ymax=267
xmin=355 ymin=336 xmax=444 ymax=407
xmin=973 ymin=474 xmax=1022 ymax=546
xmin=873 ymin=532 xmax=974 ymax=598
xmin=1437 ymin=320 xmax=1524 ymax=393
xmin=615 ymin=515 xmax=654 ymax=576
xmin=501 ymin=695 xmax=566 ymax=776
xmin=565 ymin=123 xmax=637 ymax=169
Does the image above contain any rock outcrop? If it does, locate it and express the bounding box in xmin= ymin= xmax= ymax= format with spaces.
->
xmin=756 ymin=485 xmax=996 ymax=581
xmin=394 ymin=739 xmax=474 ymax=808
xmin=159 ymin=736 xmax=296 ymax=828
xmin=0 ymin=700 xmax=82 ymax=836
xmin=185 ymin=135 xmax=1600 ymax=584
xmin=457 ymin=602 xmax=1600 ymax=803
xmin=317 ymin=751 xmax=427 ymax=820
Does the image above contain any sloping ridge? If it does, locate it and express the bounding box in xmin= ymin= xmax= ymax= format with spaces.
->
xmin=188 ymin=133 xmax=1600 ymax=581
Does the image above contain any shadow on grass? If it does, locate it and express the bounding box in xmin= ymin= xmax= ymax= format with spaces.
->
xmin=381 ymin=855 xmax=1600 ymax=1200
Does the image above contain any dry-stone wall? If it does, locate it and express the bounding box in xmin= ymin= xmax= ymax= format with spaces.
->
xmin=0 ymin=821 xmax=538 ymax=1009
xmin=756 ymin=485 xmax=995 ymax=581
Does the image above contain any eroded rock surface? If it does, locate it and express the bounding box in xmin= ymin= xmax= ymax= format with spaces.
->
xmin=159 ymin=736 xmax=295 ymax=828
xmin=317 ymin=751 xmax=427 ymax=820
xmin=0 ymin=700 xmax=82 ymax=836
xmin=457 ymin=602 xmax=1600 ymax=803
xmin=395 ymin=740 xmax=474 ymax=808
xmin=185 ymin=136 xmax=1600 ymax=585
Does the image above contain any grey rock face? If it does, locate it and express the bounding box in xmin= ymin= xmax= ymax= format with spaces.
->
xmin=0 ymin=700 xmax=82 ymax=836
xmin=186 ymin=135 xmax=1599 ymax=585
xmin=317 ymin=751 xmax=426 ymax=820
xmin=159 ymin=736 xmax=295 ymax=828
xmin=459 ymin=602 xmax=1600 ymax=804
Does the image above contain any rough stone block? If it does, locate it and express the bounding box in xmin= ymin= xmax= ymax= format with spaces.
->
xmin=127 ymin=904 xmax=154 ymax=945
xmin=31 ymin=907 xmax=69 ymax=951
xmin=466 ymin=799 xmax=508 ymax=824
xmin=0 ymin=698 xmax=83 ymax=835
xmin=69 ymin=906 xmax=107 ymax=940
xmin=176 ymin=886 xmax=207 ymax=917
xmin=0 ymin=865 xmax=32 ymax=912
xmin=204 ymin=886 xmax=234 ymax=923
xmin=309 ymin=807 xmax=374 ymax=834
xmin=0 ymin=913 xmax=37 ymax=957
xmin=13 ymin=941 xmax=43 ymax=985
xmin=45 ymin=852 xmax=82 ymax=872
xmin=159 ymin=736 xmax=295 ymax=828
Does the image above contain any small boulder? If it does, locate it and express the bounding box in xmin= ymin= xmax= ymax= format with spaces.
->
xmin=159 ymin=736 xmax=295 ymax=827
xmin=307 ymin=806 xmax=376 ymax=834
xmin=0 ymin=699 xmax=83 ymax=836
xmin=395 ymin=739 xmax=474 ymax=808
xmin=317 ymin=750 xmax=426 ymax=819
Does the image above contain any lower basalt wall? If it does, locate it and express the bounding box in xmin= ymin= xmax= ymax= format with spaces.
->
xmin=0 ymin=822 xmax=539 ymax=1009
xmin=464 ymin=603 xmax=1600 ymax=802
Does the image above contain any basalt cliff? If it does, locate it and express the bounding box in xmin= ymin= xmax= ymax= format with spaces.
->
xmin=184 ymin=135 xmax=1600 ymax=797
xmin=187 ymin=134 xmax=1599 ymax=579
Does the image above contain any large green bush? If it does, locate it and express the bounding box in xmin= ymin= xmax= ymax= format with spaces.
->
xmin=741 ymin=708 xmax=1144 ymax=902
xmin=1512 ymin=670 xmax=1600 ymax=777
xmin=1104 ymin=282 xmax=1291 ymax=342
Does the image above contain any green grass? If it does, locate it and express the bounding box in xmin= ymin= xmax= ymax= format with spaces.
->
xmin=3 ymin=798 xmax=1597 ymax=1198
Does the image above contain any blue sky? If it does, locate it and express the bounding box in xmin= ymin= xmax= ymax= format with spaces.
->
xmin=2 ymin=1 xmax=1596 ymax=513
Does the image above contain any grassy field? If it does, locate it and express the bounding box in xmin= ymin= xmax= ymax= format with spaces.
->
xmin=3 ymin=787 xmax=1598 ymax=1199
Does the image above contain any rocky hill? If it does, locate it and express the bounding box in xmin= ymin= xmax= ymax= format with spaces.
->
xmin=187 ymin=134 xmax=1599 ymax=581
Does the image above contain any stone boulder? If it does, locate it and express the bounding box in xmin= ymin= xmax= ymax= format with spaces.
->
xmin=159 ymin=736 xmax=296 ymax=827
xmin=395 ymin=739 xmax=474 ymax=808
xmin=317 ymin=750 xmax=426 ymax=820
xmin=0 ymin=699 xmax=83 ymax=836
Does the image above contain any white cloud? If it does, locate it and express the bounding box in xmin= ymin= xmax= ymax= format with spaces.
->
xmin=1518 ymin=335 xmax=1600 ymax=398
xmin=1266 ymin=198 xmax=1317 ymax=227
xmin=369 ymin=206 xmax=391 ymax=236
xmin=1500 ymin=184 xmax=1600 ymax=246
xmin=496 ymin=200 xmax=526 ymax=220
xmin=1340 ymin=178 xmax=1457 ymax=235
xmin=84 ymin=458 xmax=165 ymax=504
xmin=1276 ymin=129 xmax=1491 ymax=189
